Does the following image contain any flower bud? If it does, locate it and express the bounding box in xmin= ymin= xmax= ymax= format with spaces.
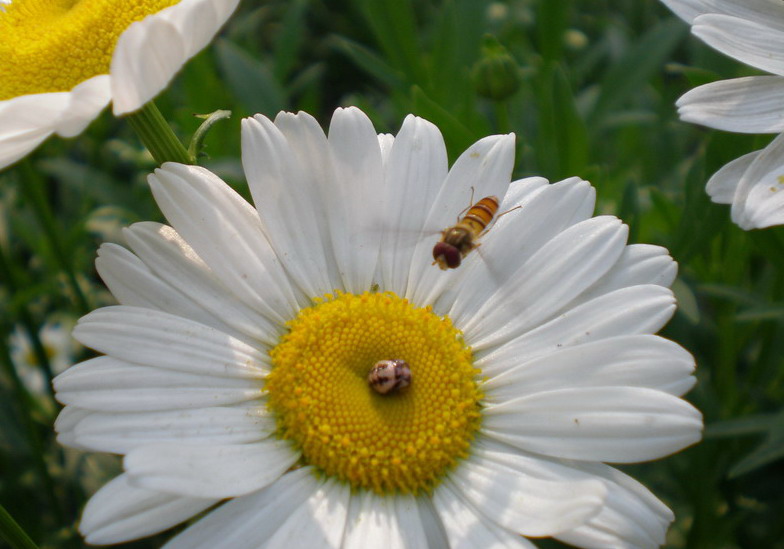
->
xmin=472 ymin=36 xmax=522 ymax=101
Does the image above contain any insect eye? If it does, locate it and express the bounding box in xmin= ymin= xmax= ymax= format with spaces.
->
xmin=433 ymin=242 xmax=461 ymax=269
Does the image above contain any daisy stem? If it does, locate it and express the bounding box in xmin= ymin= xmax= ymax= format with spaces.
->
xmin=125 ymin=102 xmax=194 ymax=165
xmin=0 ymin=503 xmax=39 ymax=549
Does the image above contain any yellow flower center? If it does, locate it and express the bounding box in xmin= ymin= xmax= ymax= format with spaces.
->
xmin=0 ymin=0 xmax=178 ymax=100
xmin=266 ymin=291 xmax=483 ymax=495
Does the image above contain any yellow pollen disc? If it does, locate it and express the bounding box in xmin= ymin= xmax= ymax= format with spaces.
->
xmin=266 ymin=291 xmax=483 ymax=495
xmin=0 ymin=0 xmax=179 ymax=100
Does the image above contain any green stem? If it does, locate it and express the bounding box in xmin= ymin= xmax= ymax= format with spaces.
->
xmin=0 ymin=504 xmax=39 ymax=549
xmin=18 ymin=162 xmax=90 ymax=315
xmin=125 ymin=102 xmax=193 ymax=165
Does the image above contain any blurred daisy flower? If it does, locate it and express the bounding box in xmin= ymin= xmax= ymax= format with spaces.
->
xmin=54 ymin=107 xmax=702 ymax=548
xmin=10 ymin=318 xmax=77 ymax=397
xmin=0 ymin=0 xmax=239 ymax=170
xmin=661 ymin=0 xmax=784 ymax=229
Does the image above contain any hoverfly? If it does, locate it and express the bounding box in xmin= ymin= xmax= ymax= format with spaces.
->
xmin=432 ymin=194 xmax=518 ymax=270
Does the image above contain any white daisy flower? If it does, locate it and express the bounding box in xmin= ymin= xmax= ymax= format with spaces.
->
xmin=54 ymin=107 xmax=702 ymax=548
xmin=660 ymin=0 xmax=784 ymax=229
xmin=0 ymin=0 xmax=239 ymax=170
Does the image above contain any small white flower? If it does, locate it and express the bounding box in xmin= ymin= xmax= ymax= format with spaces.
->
xmin=0 ymin=0 xmax=239 ymax=170
xmin=10 ymin=319 xmax=77 ymax=396
xmin=54 ymin=107 xmax=702 ymax=548
xmin=661 ymin=0 xmax=784 ymax=229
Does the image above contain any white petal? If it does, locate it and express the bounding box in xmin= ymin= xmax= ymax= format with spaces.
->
xmin=730 ymin=132 xmax=784 ymax=229
xmin=693 ymin=0 xmax=784 ymax=27
xmin=554 ymin=463 xmax=673 ymax=549
xmin=483 ymin=386 xmax=703 ymax=462
xmin=326 ymin=107 xmax=385 ymax=293
xmin=54 ymin=357 xmax=262 ymax=412
xmin=96 ymin=242 xmax=188 ymax=311
xmin=377 ymin=115 xmax=448 ymax=296
xmin=483 ymin=334 xmax=696 ymax=402
xmin=54 ymin=75 xmax=112 ymax=137
xmin=124 ymin=440 xmax=298 ymax=498
xmin=447 ymin=444 xmax=606 ymax=537
xmin=73 ymin=306 xmax=269 ymax=377
xmin=574 ymin=244 xmax=678 ymax=304
xmin=405 ymin=133 xmax=516 ymax=308
xmin=271 ymin=111 xmax=344 ymax=285
xmin=476 ymin=285 xmax=677 ymax=374
xmin=97 ymin=240 xmax=276 ymax=348
xmin=677 ymin=76 xmax=784 ymax=133
xmin=118 ymin=223 xmax=282 ymax=346
xmin=81 ymin=474 xmax=217 ymax=545
xmin=463 ymin=216 xmax=628 ymax=348
xmin=163 ymin=468 xmax=319 ymax=548
xmin=433 ymin=482 xmax=538 ymax=548
xmin=259 ymin=476 xmax=349 ymax=549
xmin=415 ymin=498 xmax=451 ymax=549
xmin=692 ymin=14 xmax=784 ymax=77
xmin=0 ymin=92 xmax=67 ymax=169
xmin=0 ymin=74 xmax=111 ymax=168
xmin=111 ymin=0 xmax=240 ymax=114
xmin=242 ymin=114 xmax=337 ymax=297
xmin=54 ymin=406 xmax=93 ymax=450
xmin=343 ymin=492 xmax=429 ymax=549
xmin=68 ymin=406 xmax=274 ymax=454
xmin=378 ymin=133 xmax=396 ymax=164
xmin=168 ymin=470 xmax=349 ymax=549
xmin=706 ymin=150 xmax=759 ymax=205
xmin=148 ymin=163 xmax=301 ymax=322
xmin=443 ymin=177 xmax=597 ymax=324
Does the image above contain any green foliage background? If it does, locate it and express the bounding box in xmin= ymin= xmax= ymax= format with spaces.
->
xmin=2 ymin=1 xmax=784 ymax=547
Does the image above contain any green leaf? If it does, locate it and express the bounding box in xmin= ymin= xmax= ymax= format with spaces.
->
xmin=535 ymin=65 xmax=589 ymax=179
xmin=735 ymin=305 xmax=784 ymax=323
xmin=215 ymin=39 xmax=287 ymax=116
xmin=431 ymin=0 xmax=488 ymax=103
xmin=273 ymin=0 xmax=310 ymax=81
xmin=353 ymin=0 xmax=425 ymax=84
xmin=729 ymin=437 xmax=784 ymax=478
xmin=536 ymin=0 xmax=571 ymax=62
xmin=411 ymin=86 xmax=479 ymax=162
xmin=588 ymin=18 xmax=687 ymax=126
xmin=0 ymin=503 xmax=39 ymax=549
xmin=706 ymin=414 xmax=779 ymax=438
xmin=330 ymin=35 xmax=405 ymax=89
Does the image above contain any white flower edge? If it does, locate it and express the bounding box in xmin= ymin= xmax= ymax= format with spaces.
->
xmin=111 ymin=0 xmax=240 ymax=115
xmin=0 ymin=76 xmax=110 ymax=169
xmin=659 ymin=0 xmax=783 ymax=25
xmin=0 ymin=0 xmax=238 ymax=169
xmin=705 ymin=135 xmax=784 ymax=229
xmin=691 ymin=13 xmax=784 ymax=78
xmin=725 ymin=134 xmax=784 ymax=229
xmin=677 ymin=76 xmax=784 ymax=134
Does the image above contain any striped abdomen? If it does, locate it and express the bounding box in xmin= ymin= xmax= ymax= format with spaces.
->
xmin=460 ymin=195 xmax=500 ymax=235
